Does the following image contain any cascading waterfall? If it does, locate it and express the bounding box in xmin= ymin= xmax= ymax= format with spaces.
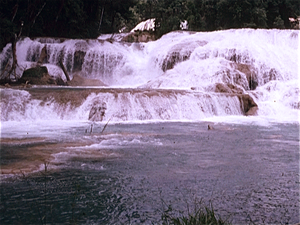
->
xmin=0 ymin=29 xmax=299 ymax=123
xmin=1 ymin=28 xmax=299 ymax=225
xmin=0 ymin=88 xmax=243 ymax=122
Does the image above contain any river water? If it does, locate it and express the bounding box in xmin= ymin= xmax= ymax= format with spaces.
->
xmin=1 ymin=120 xmax=299 ymax=224
xmin=1 ymin=29 xmax=299 ymax=224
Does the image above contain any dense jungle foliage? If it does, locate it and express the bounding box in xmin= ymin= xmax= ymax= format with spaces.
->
xmin=0 ymin=0 xmax=299 ymax=50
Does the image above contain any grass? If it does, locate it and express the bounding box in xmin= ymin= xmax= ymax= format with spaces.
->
xmin=161 ymin=201 xmax=231 ymax=225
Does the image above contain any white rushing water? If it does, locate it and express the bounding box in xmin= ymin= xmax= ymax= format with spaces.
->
xmin=0 ymin=29 xmax=299 ymax=124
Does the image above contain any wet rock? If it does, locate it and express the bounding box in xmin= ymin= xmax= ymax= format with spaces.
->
xmin=249 ymin=78 xmax=258 ymax=90
xmin=245 ymin=106 xmax=258 ymax=116
xmin=73 ymin=50 xmax=86 ymax=72
xmin=214 ymin=83 xmax=243 ymax=94
xmin=122 ymin=31 xmax=156 ymax=43
xmin=55 ymin=77 xmax=65 ymax=85
xmin=89 ymin=101 xmax=107 ymax=121
xmin=162 ymin=51 xmax=191 ymax=72
xmin=67 ymin=74 xmax=106 ymax=86
xmin=22 ymin=66 xmax=48 ymax=79
xmin=229 ymin=63 xmax=258 ymax=90
xmin=20 ymin=66 xmax=63 ymax=85
xmin=212 ymin=83 xmax=258 ymax=116
xmin=214 ymin=83 xmax=232 ymax=93
xmin=161 ymin=41 xmax=207 ymax=72
xmin=238 ymin=94 xmax=258 ymax=116
xmin=230 ymin=62 xmax=280 ymax=90
xmin=37 ymin=45 xmax=48 ymax=64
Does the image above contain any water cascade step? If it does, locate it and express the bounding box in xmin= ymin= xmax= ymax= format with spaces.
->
xmin=0 ymin=29 xmax=298 ymax=122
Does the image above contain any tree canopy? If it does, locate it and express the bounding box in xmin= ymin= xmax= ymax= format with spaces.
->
xmin=1 ymin=0 xmax=299 ymax=50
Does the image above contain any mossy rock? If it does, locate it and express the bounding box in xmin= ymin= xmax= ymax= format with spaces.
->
xmin=20 ymin=66 xmax=64 ymax=85
xmin=22 ymin=66 xmax=48 ymax=79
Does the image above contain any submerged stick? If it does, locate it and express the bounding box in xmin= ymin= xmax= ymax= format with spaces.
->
xmin=101 ymin=117 xmax=112 ymax=134
xmin=59 ymin=59 xmax=70 ymax=81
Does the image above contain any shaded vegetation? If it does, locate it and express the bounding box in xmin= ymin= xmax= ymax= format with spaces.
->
xmin=0 ymin=0 xmax=138 ymax=50
xmin=1 ymin=0 xmax=299 ymax=50
xmin=161 ymin=201 xmax=231 ymax=225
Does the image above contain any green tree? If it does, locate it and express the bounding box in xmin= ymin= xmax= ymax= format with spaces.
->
xmin=264 ymin=0 xmax=298 ymax=29
xmin=97 ymin=0 xmax=137 ymax=33
xmin=273 ymin=15 xmax=285 ymax=28
xmin=252 ymin=7 xmax=268 ymax=28
xmin=1 ymin=0 xmax=300 ymax=51
xmin=216 ymin=0 xmax=253 ymax=29
xmin=185 ymin=0 xmax=206 ymax=31
xmin=153 ymin=0 xmax=190 ymax=37
xmin=201 ymin=0 xmax=219 ymax=30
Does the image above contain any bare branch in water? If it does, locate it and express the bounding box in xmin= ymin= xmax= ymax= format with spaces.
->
xmin=101 ymin=117 xmax=112 ymax=134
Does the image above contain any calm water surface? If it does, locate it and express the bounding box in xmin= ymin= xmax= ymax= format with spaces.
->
xmin=1 ymin=122 xmax=299 ymax=224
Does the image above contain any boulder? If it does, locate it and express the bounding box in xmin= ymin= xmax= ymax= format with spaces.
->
xmin=214 ymin=83 xmax=232 ymax=93
xmin=213 ymin=83 xmax=258 ymax=116
xmin=208 ymin=125 xmax=214 ymax=130
xmin=245 ymin=106 xmax=258 ymax=116
xmin=22 ymin=66 xmax=48 ymax=79
xmin=214 ymin=83 xmax=243 ymax=94
xmin=227 ymin=84 xmax=244 ymax=94
xmin=162 ymin=51 xmax=191 ymax=72
xmin=20 ymin=66 xmax=64 ymax=85
xmin=161 ymin=41 xmax=207 ymax=72
xmin=238 ymin=94 xmax=258 ymax=116
xmin=230 ymin=63 xmax=258 ymax=90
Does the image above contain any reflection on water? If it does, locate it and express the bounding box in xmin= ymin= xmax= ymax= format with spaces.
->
xmin=0 ymin=122 xmax=299 ymax=224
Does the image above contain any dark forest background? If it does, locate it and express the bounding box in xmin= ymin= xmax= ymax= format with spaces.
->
xmin=1 ymin=0 xmax=299 ymax=50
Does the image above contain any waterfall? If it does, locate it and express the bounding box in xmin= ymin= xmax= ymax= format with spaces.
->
xmin=0 ymin=29 xmax=299 ymax=123
xmin=0 ymin=88 xmax=243 ymax=122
